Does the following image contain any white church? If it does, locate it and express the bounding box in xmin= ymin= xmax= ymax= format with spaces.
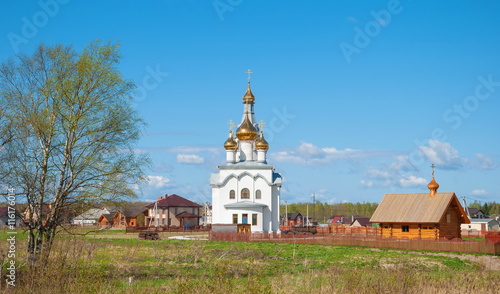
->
xmin=210 ymin=78 xmax=282 ymax=232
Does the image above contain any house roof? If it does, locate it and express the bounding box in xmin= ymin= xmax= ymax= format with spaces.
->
xmin=353 ymin=217 xmax=372 ymax=226
xmin=370 ymin=192 xmax=470 ymax=224
xmin=466 ymin=207 xmax=485 ymax=215
xmin=99 ymin=214 xmax=114 ymax=222
xmin=283 ymin=212 xmax=302 ymax=220
xmin=74 ymin=208 xmax=109 ymax=220
xmin=176 ymin=211 xmax=202 ymax=218
xmin=120 ymin=209 xmax=147 ymax=218
xmin=146 ymin=194 xmax=202 ymax=208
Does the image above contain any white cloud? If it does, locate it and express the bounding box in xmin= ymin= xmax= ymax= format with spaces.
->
xmin=134 ymin=145 xmax=220 ymax=155
xmin=176 ymin=154 xmax=205 ymax=164
xmin=360 ymin=180 xmax=374 ymax=188
xmin=134 ymin=175 xmax=176 ymax=200
xmin=270 ymin=142 xmax=389 ymax=166
xmin=145 ymin=175 xmax=173 ymax=189
xmin=470 ymin=189 xmax=488 ymax=196
xmin=418 ymin=140 xmax=464 ymax=170
xmin=398 ymin=175 xmax=427 ymax=188
xmin=472 ymin=154 xmax=497 ymax=170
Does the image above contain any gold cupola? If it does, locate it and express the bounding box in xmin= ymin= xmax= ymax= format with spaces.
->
xmin=427 ymin=164 xmax=439 ymax=196
xmin=236 ymin=112 xmax=258 ymax=141
xmin=255 ymin=131 xmax=269 ymax=150
xmin=242 ymin=81 xmax=255 ymax=104
xmin=224 ymin=131 xmax=238 ymax=150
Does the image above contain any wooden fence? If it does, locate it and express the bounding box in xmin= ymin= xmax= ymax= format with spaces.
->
xmin=126 ymin=225 xmax=211 ymax=233
xmin=209 ymin=230 xmax=500 ymax=255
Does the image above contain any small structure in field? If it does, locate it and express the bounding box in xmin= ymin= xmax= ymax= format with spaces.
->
xmin=370 ymin=166 xmax=470 ymax=240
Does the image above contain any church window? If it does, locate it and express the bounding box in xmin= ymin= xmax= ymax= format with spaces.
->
xmin=232 ymin=214 xmax=238 ymax=224
xmin=241 ymin=188 xmax=250 ymax=199
xmin=229 ymin=190 xmax=235 ymax=199
xmin=252 ymin=214 xmax=257 ymax=225
xmin=446 ymin=214 xmax=451 ymax=223
xmin=255 ymin=190 xmax=262 ymax=199
xmin=242 ymin=214 xmax=248 ymax=224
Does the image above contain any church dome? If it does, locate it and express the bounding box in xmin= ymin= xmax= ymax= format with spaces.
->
xmin=242 ymin=81 xmax=255 ymax=104
xmin=224 ymin=131 xmax=238 ymax=150
xmin=255 ymin=131 xmax=269 ymax=150
xmin=236 ymin=112 xmax=258 ymax=141
xmin=427 ymin=177 xmax=439 ymax=191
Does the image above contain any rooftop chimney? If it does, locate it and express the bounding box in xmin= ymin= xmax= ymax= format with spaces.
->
xmin=164 ymin=194 xmax=168 ymax=199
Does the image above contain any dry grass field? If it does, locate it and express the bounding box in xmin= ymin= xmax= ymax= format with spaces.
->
xmin=0 ymin=229 xmax=498 ymax=293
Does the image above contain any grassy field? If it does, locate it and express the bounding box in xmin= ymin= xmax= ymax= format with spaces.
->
xmin=0 ymin=229 xmax=499 ymax=293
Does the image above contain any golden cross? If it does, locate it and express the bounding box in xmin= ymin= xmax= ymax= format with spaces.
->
xmin=245 ymin=69 xmax=253 ymax=81
xmin=431 ymin=163 xmax=435 ymax=177
xmin=228 ymin=120 xmax=235 ymax=132
xmin=259 ymin=120 xmax=266 ymax=132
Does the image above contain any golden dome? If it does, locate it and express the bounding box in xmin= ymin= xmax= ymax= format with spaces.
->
xmin=236 ymin=112 xmax=258 ymax=141
xmin=242 ymin=81 xmax=255 ymax=104
xmin=427 ymin=177 xmax=439 ymax=190
xmin=427 ymin=177 xmax=439 ymax=196
xmin=255 ymin=131 xmax=269 ymax=150
xmin=224 ymin=131 xmax=238 ymax=150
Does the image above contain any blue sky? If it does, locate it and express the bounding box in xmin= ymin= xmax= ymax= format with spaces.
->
xmin=1 ymin=1 xmax=500 ymax=205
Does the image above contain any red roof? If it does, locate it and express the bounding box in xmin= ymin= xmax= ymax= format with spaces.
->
xmin=146 ymin=194 xmax=202 ymax=208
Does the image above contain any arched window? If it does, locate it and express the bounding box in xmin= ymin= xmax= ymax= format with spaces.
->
xmin=229 ymin=190 xmax=235 ymax=199
xmin=241 ymin=188 xmax=250 ymax=199
xmin=255 ymin=190 xmax=262 ymax=199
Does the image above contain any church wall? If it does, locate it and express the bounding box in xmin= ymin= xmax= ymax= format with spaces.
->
xmin=211 ymin=167 xmax=280 ymax=232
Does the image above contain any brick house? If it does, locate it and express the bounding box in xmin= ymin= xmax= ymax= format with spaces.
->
xmin=146 ymin=194 xmax=202 ymax=227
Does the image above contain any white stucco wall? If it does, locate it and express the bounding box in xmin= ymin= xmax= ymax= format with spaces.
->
xmin=211 ymin=164 xmax=281 ymax=232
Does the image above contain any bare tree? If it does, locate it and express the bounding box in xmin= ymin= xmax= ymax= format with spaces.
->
xmin=0 ymin=40 xmax=149 ymax=262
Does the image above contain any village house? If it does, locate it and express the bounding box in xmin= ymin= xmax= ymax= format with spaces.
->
xmin=23 ymin=203 xmax=75 ymax=225
xmin=146 ymin=194 xmax=202 ymax=228
xmin=370 ymin=169 xmax=470 ymax=240
xmin=112 ymin=209 xmax=148 ymax=228
xmin=281 ymin=212 xmax=303 ymax=226
xmin=98 ymin=213 xmax=114 ymax=227
xmin=72 ymin=207 xmax=110 ymax=226
xmin=351 ymin=217 xmax=372 ymax=227
xmin=0 ymin=207 xmax=23 ymax=228
xmin=461 ymin=218 xmax=500 ymax=232
xmin=465 ymin=207 xmax=487 ymax=219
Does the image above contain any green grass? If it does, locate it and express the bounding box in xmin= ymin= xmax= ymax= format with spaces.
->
xmin=0 ymin=230 xmax=498 ymax=293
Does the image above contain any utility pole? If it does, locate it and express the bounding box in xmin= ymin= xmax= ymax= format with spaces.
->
xmin=306 ymin=203 xmax=309 ymax=227
xmin=462 ymin=196 xmax=470 ymax=218
xmin=311 ymin=193 xmax=316 ymax=225
xmin=283 ymin=200 xmax=288 ymax=226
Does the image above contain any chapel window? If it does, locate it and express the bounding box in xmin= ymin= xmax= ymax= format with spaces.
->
xmin=229 ymin=190 xmax=235 ymax=199
xmin=241 ymin=188 xmax=250 ymax=199
xmin=255 ymin=190 xmax=262 ymax=199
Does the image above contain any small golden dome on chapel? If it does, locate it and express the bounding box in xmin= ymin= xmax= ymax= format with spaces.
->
xmin=255 ymin=131 xmax=269 ymax=150
xmin=224 ymin=131 xmax=238 ymax=150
